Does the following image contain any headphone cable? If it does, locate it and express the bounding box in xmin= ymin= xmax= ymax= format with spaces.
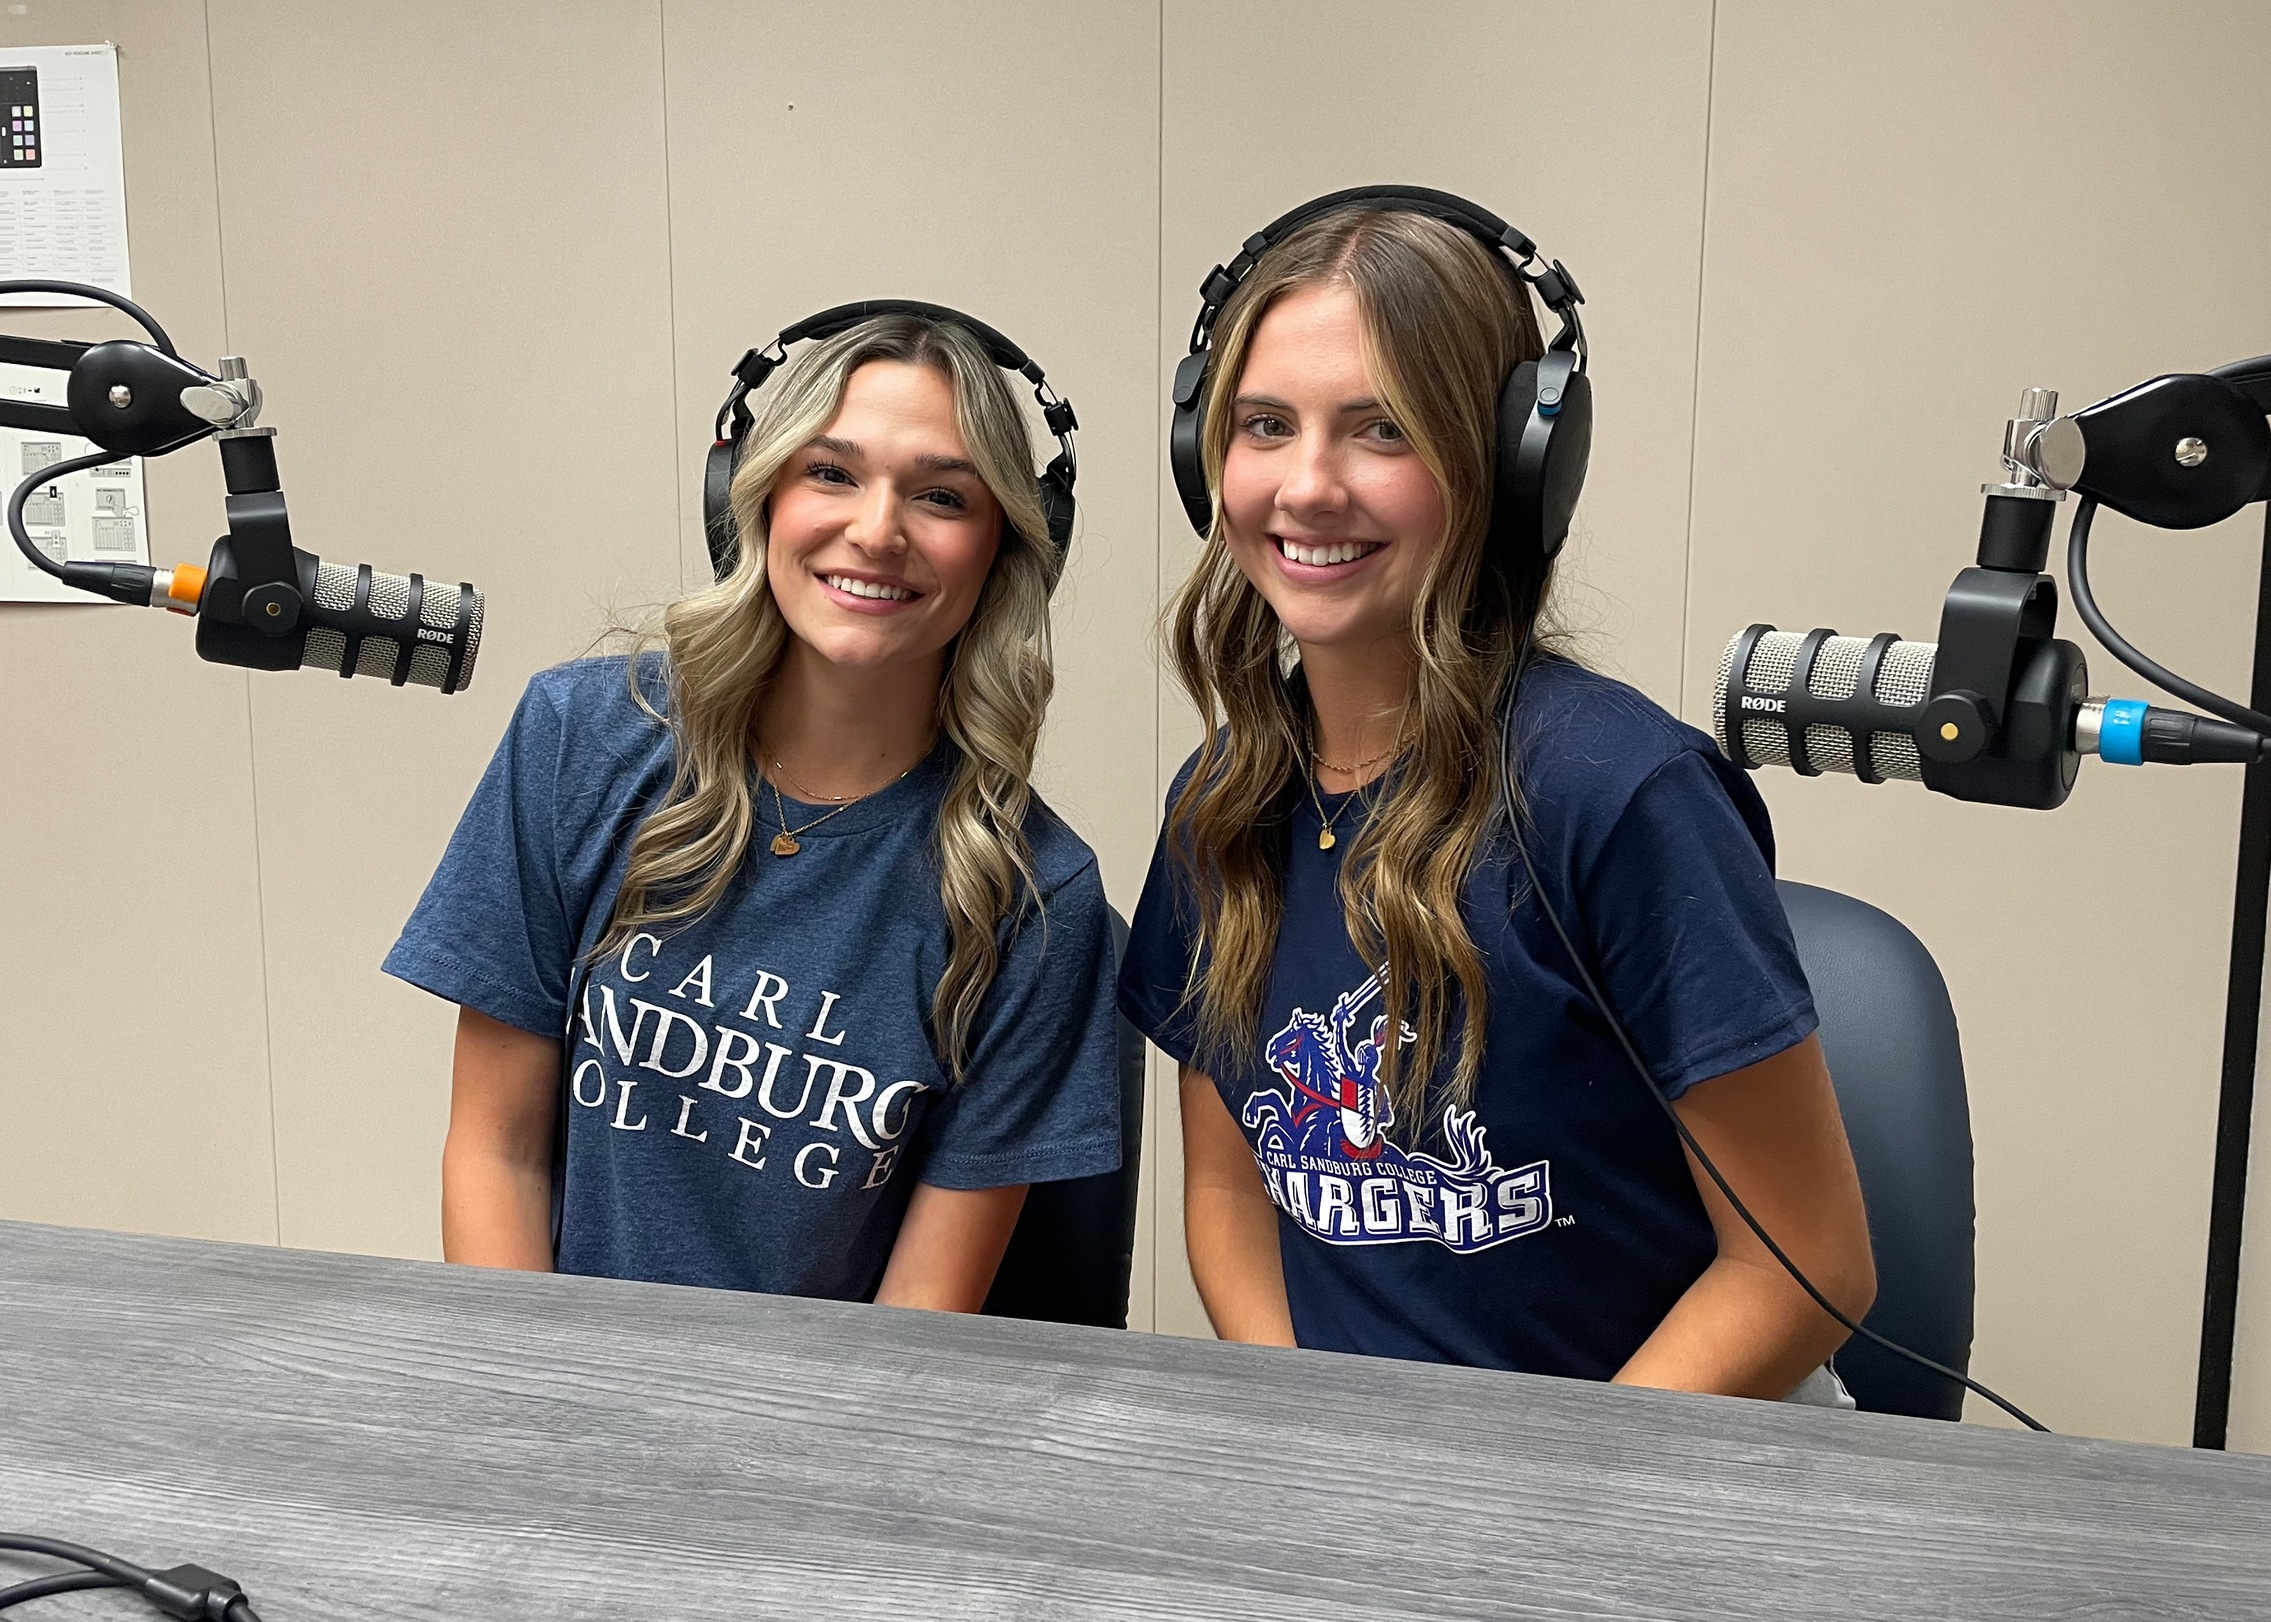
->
xmin=0 ymin=1534 xmax=263 ymax=1620
xmin=1497 ymin=643 xmax=2048 ymax=1432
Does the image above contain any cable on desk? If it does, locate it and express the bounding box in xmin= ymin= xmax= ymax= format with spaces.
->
xmin=0 ymin=1534 xmax=263 ymax=1620
xmin=0 ymin=1569 xmax=128 ymax=1610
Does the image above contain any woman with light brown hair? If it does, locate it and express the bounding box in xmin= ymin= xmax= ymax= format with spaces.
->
xmin=388 ymin=309 xmax=1120 ymax=1308
xmin=1120 ymin=192 xmax=1876 ymax=1400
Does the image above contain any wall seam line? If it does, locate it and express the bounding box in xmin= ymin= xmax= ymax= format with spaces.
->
xmin=657 ymin=1 xmax=686 ymax=596
xmin=201 ymin=2 xmax=232 ymax=353
xmin=205 ymin=0 xmax=280 ymax=1245
xmin=1676 ymin=0 xmax=1719 ymax=722
xmin=1149 ymin=0 xmax=1166 ymax=1335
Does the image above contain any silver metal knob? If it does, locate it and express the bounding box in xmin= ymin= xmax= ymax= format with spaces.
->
xmin=1985 ymin=386 xmax=2069 ymax=501
xmin=2027 ymin=416 xmax=2088 ymax=489
xmin=2177 ymin=436 xmax=2209 ymax=467
xmin=107 ymin=383 xmax=132 ymax=408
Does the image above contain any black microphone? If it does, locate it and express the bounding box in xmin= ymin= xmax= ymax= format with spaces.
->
xmin=191 ymin=551 xmax=484 ymax=692
xmin=170 ymin=430 xmax=482 ymax=692
xmin=1714 ymin=626 xmax=2265 ymax=792
xmin=53 ymin=549 xmax=483 ymax=694
xmin=1713 ymin=627 xmax=1939 ymax=783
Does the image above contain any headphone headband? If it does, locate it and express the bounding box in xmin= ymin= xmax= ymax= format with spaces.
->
xmin=1181 ymin=183 xmax=1586 ymax=371
xmin=1257 ymin=185 xmax=1528 ymax=260
xmin=780 ymin=299 xmax=1040 ymax=379
xmin=705 ymin=299 xmax=1078 ymax=581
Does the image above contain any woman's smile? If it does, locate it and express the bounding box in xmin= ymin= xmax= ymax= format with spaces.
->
xmin=1271 ymin=532 xmax=1388 ymax=576
xmin=818 ymin=567 xmax=925 ymax=612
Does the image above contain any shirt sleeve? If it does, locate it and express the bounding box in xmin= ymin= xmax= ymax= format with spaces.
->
xmin=1115 ymin=817 xmax=1204 ymax=1068
xmin=382 ymin=675 xmax=578 ymax=1038
xmin=1581 ymin=748 xmax=1819 ymax=1099
xmin=914 ymin=857 xmax=1124 ymax=1190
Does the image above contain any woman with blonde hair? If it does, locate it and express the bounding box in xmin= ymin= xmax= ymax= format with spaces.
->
xmin=388 ymin=306 xmax=1120 ymax=1308
xmin=1121 ymin=192 xmax=1876 ymax=1399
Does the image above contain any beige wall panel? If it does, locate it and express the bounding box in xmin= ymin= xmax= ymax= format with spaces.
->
xmin=1687 ymin=2 xmax=2271 ymax=1445
xmin=1152 ymin=0 xmax=1716 ymax=1338
xmin=0 ymin=3 xmax=277 ymax=1243
xmin=204 ymin=1 xmax=684 ymax=1258
xmin=658 ymin=1 xmax=1164 ymax=1324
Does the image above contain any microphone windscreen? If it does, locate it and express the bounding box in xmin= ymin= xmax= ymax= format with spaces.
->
xmin=1713 ymin=628 xmax=1936 ymax=782
xmin=300 ymin=560 xmax=483 ymax=692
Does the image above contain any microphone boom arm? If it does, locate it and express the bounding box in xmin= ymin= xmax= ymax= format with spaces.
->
xmin=1 ymin=277 xmax=478 ymax=692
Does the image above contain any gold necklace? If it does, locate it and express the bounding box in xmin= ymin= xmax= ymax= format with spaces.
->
xmin=769 ymin=753 xmax=857 ymax=803
xmin=1311 ymin=703 xmax=1409 ymax=778
xmin=1307 ymin=712 xmax=1405 ymax=849
xmin=766 ymin=767 xmax=909 ymax=857
xmin=1305 ymin=772 xmax=1366 ymax=853
xmin=1312 ymin=738 xmax=1403 ymax=777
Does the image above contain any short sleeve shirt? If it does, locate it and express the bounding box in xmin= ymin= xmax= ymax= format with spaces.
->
xmin=1118 ymin=658 xmax=1817 ymax=1379
xmin=385 ymin=655 xmax=1122 ymax=1300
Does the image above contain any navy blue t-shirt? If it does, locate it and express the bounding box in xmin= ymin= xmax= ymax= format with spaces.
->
xmin=1119 ymin=657 xmax=1817 ymax=1379
xmin=386 ymin=655 xmax=1122 ymax=1300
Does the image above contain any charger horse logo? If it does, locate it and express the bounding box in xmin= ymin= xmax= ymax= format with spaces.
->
xmin=1243 ymin=972 xmax=1555 ymax=1253
xmin=1262 ymin=971 xmax=1408 ymax=1160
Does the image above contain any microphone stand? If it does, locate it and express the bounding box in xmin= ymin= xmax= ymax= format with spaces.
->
xmin=1729 ymin=359 xmax=2271 ymax=1444
xmin=2198 ymin=501 xmax=2271 ymax=1449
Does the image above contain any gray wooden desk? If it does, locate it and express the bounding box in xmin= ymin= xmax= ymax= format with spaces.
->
xmin=3 ymin=1220 xmax=2268 ymax=1619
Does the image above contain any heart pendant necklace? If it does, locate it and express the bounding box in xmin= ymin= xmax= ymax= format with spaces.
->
xmin=768 ymin=778 xmax=857 ymax=857
xmin=1306 ymin=718 xmax=1402 ymax=852
xmin=763 ymin=753 xmax=916 ymax=858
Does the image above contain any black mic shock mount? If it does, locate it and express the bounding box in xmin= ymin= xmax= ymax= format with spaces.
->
xmin=1 ymin=278 xmax=480 ymax=691
xmin=1724 ymin=358 xmax=2271 ymax=809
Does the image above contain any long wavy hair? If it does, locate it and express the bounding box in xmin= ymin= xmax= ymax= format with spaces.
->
xmin=1167 ymin=207 xmax=1556 ymax=1124
xmin=599 ymin=314 xmax=1060 ymax=1080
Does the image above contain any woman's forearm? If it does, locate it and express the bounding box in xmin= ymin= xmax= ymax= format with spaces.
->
xmin=442 ymin=1006 xmax=562 ymax=1271
xmin=1178 ymin=1065 xmax=1296 ymax=1345
xmin=1186 ymin=1182 xmax=1297 ymax=1346
xmin=1619 ymin=1035 xmax=1875 ymax=1400
xmin=874 ymin=1181 xmax=1027 ymax=1313
xmin=1613 ymin=1252 xmax=1867 ymax=1399
xmin=441 ymin=1131 xmax=555 ymax=1270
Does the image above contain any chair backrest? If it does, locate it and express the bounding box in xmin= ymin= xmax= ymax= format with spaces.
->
xmin=1777 ymin=880 xmax=1976 ymax=1420
xmin=982 ymin=906 xmax=1147 ymax=1328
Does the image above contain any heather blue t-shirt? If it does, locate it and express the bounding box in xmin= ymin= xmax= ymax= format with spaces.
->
xmin=1118 ymin=657 xmax=1817 ymax=1379
xmin=386 ymin=655 xmax=1121 ymax=1300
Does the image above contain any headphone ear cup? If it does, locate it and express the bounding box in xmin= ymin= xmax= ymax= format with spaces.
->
xmin=703 ymin=437 xmax=743 ymax=582
xmin=1494 ymin=355 xmax=1592 ymax=575
xmin=1037 ymin=466 xmax=1077 ymax=554
xmin=1491 ymin=361 xmax=1542 ymax=568
xmin=1168 ymin=351 xmax=1215 ymax=537
xmin=1532 ymin=367 xmax=1591 ymax=563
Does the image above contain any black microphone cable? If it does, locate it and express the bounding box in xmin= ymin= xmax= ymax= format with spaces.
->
xmin=1496 ymin=639 xmax=2050 ymax=1432
xmin=2067 ymin=494 xmax=2271 ymax=739
xmin=0 ymin=280 xmax=177 ymax=352
xmin=9 ymin=445 xmax=122 ymax=580
xmin=0 ymin=1533 xmax=263 ymax=1619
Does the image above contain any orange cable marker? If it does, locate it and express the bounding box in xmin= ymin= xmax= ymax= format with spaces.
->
xmin=166 ymin=562 xmax=206 ymax=611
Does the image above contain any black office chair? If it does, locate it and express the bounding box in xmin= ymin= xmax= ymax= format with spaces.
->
xmin=1778 ymin=880 xmax=1976 ymax=1420
xmin=982 ymin=908 xmax=1147 ymax=1329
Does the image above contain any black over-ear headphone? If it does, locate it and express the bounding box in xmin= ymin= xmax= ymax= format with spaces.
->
xmin=704 ymin=299 xmax=1079 ymax=583
xmin=1168 ymin=185 xmax=1590 ymax=580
